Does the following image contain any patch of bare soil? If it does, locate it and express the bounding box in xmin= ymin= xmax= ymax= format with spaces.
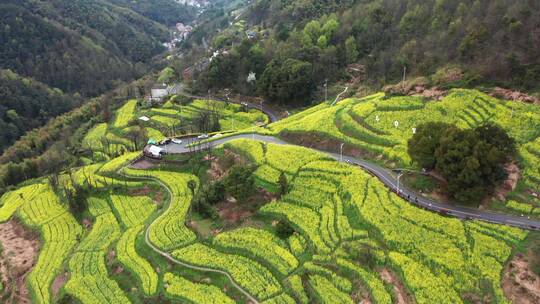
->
xmin=51 ymin=272 xmax=68 ymax=299
xmin=82 ymin=218 xmax=92 ymax=230
xmin=154 ymin=191 xmax=164 ymax=206
xmin=490 ymin=87 xmax=540 ymax=105
xmin=380 ymin=268 xmax=413 ymax=304
xmin=427 ymin=190 xmax=450 ymax=204
xmin=503 ymin=252 xmax=540 ymax=304
xmin=207 ymin=157 xmax=227 ymax=180
xmin=217 ymin=197 xmax=255 ymax=225
xmin=130 ymin=158 xmax=157 ymax=170
xmin=383 ymin=83 xmax=448 ymax=101
xmin=0 ymin=219 xmax=40 ymax=303
xmin=216 ymin=190 xmax=276 ymax=225
xmin=494 ymin=163 xmax=520 ymax=201
xmin=130 ymin=185 xmax=152 ymax=196
xmin=350 ymin=279 xmax=374 ymax=304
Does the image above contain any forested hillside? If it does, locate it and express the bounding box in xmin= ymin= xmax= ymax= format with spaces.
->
xmin=0 ymin=70 xmax=80 ymax=152
xmin=0 ymin=0 xmax=193 ymax=96
xmin=184 ymin=0 xmax=540 ymax=104
xmin=0 ymin=0 xmax=195 ymax=153
xmin=108 ymin=0 xmax=197 ymax=26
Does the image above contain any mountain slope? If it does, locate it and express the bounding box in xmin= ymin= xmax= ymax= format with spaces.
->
xmin=108 ymin=0 xmax=197 ymax=26
xmin=182 ymin=0 xmax=540 ymax=103
xmin=0 ymin=69 xmax=79 ymax=152
xmin=0 ymin=0 xmax=192 ymax=96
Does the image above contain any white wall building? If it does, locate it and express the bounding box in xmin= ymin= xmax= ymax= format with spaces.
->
xmin=150 ymin=84 xmax=169 ymax=102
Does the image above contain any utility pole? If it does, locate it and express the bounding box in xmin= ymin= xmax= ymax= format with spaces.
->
xmin=402 ymin=66 xmax=407 ymax=85
xmin=324 ymin=79 xmax=328 ymax=102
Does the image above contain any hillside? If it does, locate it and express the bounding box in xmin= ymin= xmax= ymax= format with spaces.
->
xmin=0 ymin=0 xmax=194 ymax=96
xmin=0 ymin=70 xmax=80 ymax=153
xmin=108 ymin=0 xmax=197 ymax=26
xmin=0 ymin=0 xmax=195 ymax=153
xmin=0 ymin=93 xmax=539 ymax=303
xmin=2 ymin=1 xmax=540 ymax=303
xmin=263 ymin=89 xmax=540 ymax=207
xmin=177 ymin=0 xmax=540 ymax=103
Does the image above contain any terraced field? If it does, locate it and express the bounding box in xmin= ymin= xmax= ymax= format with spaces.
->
xmin=268 ymin=89 xmax=540 ymax=208
xmin=80 ymin=98 xmax=268 ymax=164
xmin=0 ymin=91 xmax=538 ymax=303
xmin=140 ymin=99 xmax=268 ymax=134
xmin=269 ymin=89 xmax=540 ymax=163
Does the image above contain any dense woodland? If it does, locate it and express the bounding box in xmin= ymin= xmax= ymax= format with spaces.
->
xmin=179 ymin=0 xmax=540 ymax=104
xmin=0 ymin=70 xmax=80 ymax=152
xmin=0 ymin=0 xmax=194 ymax=153
xmin=108 ymin=0 xmax=196 ymax=26
xmin=0 ymin=0 xmax=193 ymax=96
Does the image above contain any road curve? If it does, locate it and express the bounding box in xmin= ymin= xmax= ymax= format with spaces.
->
xmin=177 ymin=91 xmax=279 ymax=123
xmin=162 ymin=133 xmax=540 ymax=231
xmin=119 ymin=167 xmax=261 ymax=304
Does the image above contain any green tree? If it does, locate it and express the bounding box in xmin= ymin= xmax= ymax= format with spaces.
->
xmin=275 ymin=220 xmax=295 ymax=239
xmin=345 ymin=36 xmax=359 ymax=64
xmin=317 ymin=35 xmax=328 ymax=48
xmin=191 ymin=181 xmax=224 ymax=219
xmin=223 ymin=165 xmax=255 ymax=202
xmin=407 ymin=122 xmax=456 ymax=169
xmin=321 ymin=18 xmax=339 ymax=41
xmin=303 ymin=20 xmax=321 ymax=44
xmin=258 ymin=59 xmax=314 ymax=105
xmin=278 ymin=172 xmax=289 ymax=197
xmin=409 ymin=122 xmax=515 ymax=205
xmin=157 ymin=67 xmax=176 ymax=84
xmin=187 ymin=180 xmax=197 ymax=195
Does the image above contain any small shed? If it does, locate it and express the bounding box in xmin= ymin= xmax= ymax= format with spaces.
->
xmin=139 ymin=116 xmax=150 ymax=122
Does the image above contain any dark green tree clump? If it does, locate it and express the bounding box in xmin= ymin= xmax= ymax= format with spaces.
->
xmin=408 ymin=122 xmax=516 ymax=205
xmin=223 ymin=165 xmax=256 ymax=202
xmin=275 ymin=220 xmax=295 ymax=239
xmin=191 ymin=181 xmax=225 ymax=219
xmin=191 ymin=165 xmax=256 ymax=219
xmin=278 ymin=172 xmax=289 ymax=197
xmin=258 ymin=59 xmax=315 ymax=105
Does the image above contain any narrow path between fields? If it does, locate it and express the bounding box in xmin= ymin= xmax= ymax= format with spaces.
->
xmin=119 ymin=167 xmax=260 ymax=304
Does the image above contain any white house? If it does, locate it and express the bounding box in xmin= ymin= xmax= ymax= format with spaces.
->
xmin=150 ymin=84 xmax=169 ymax=102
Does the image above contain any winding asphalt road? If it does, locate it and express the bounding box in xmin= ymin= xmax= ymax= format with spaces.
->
xmin=163 ymin=133 xmax=540 ymax=231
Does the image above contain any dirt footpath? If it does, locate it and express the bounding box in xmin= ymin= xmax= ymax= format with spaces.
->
xmin=0 ymin=219 xmax=40 ymax=303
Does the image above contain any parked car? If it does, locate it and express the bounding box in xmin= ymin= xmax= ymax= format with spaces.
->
xmin=197 ymin=134 xmax=209 ymax=139
xmin=171 ymin=138 xmax=183 ymax=144
xmin=159 ymin=138 xmax=172 ymax=145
